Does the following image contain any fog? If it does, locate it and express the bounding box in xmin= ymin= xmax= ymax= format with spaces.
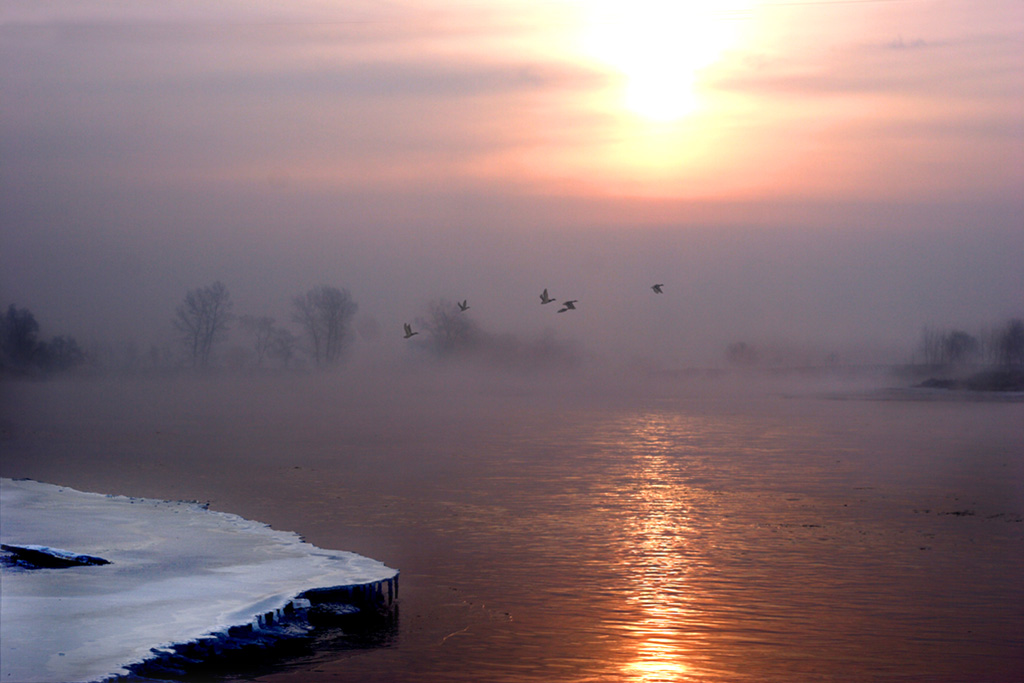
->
xmin=3 ymin=1 xmax=1022 ymax=374
xmin=3 ymin=7 xmax=1023 ymax=681
xmin=4 ymin=188 xmax=1023 ymax=373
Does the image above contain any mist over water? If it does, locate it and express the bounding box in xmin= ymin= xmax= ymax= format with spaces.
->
xmin=5 ymin=204 xmax=1023 ymax=371
xmin=3 ymin=2 xmax=1022 ymax=678
xmin=2 ymin=369 xmax=1021 ymax=682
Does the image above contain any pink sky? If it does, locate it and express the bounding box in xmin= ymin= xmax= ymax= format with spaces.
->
xmin=2 ymin=0 xmax=1022 ymax=366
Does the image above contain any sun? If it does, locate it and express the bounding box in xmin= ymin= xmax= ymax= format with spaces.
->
xmin=579 ymin=1 xmax=748 ymax=121
xmin=623 ymin=68 xmax=699 ymax=122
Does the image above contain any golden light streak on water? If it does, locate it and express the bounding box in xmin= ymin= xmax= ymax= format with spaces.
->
xmin=615 ymin=413 xmax=702 ymax=682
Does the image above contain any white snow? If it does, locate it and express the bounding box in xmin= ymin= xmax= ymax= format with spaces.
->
xmin=0 ymin=478 xmax=398 ymax=683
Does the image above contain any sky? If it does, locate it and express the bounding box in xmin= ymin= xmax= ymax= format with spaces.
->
xmin=1 ymin=0 xmax=1022 ymax=368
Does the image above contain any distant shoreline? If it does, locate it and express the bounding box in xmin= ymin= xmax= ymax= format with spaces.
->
xmin=913 ymin=368 xmax=1024 ymax=393
xmin=812 ymin=386 xmax=1024 ymax=403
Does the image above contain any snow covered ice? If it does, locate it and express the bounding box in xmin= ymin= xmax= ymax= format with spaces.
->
xmin=0 ymin=478 xmax=398 ymax=683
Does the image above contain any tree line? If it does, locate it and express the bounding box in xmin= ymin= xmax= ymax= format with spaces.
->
xmin=409 ymin=298 xmax=580 ymax=371
xmin=0 ymin=305 xmax=86 ymax=376
xmin=1 ymin=282 xmax=579 ymax=377
xmin=0 ymin=282 xmax=359 ymax=376
xmin=172 ymin=282 xmax=358 ymax=370
xmin=722 ymin=319 xmax=1024 ymax=371
xmin=915 ymin=321 xmax=1024 ymax=368
xmin=173 ymin=285 xmax=578 ymax=373
xmin=4 ymin=282 xmax=1022 ymax=377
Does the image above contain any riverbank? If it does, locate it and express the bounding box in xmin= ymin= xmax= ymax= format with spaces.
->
xmin=1 ymin=478 xmax=398 ymax=683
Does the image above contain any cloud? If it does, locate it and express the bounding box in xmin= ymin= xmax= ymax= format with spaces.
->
xmin=0 ymin=10 xmax=610 ymax=196
xmin=712 ymin=33 xmax=1022 ymax=100
xmin=2 ymin=0 xmax=1022 ymax=369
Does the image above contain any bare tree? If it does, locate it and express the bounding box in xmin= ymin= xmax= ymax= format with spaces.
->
xmin=725 ymin=341 xmax=759 ymax=367
xmin=292 ymin=286 xmax=358 ymax=367
xmin=416 ymin=299 xmax=478 ymax=357
xmin=917 ymin=327 xmax=980 ymax=366
xmin=173 ymin=281 xmax=234 ymax=368
xmin=0 ymin=304 xmax=42 ymax=370
xmin=268 ymin=327 xmax=299 ymax=369
xmin=42 ymin=335 xmax=87 ymax=372
xmin=917 ymin=327 xmax=942 ymax=365
xmin=1 ymin=304 xmax=87 ymax=375
xmin=941 ymin=330 xmax=979 ymax=365
xmin=996 ymin=319 xmax=1024 ymax=367
xmin=239 ymin=315 xmax=278 ymax=367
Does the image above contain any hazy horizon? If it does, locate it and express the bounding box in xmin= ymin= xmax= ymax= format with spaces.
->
xmin=2 ymin=0 xmax=1022 ymax=371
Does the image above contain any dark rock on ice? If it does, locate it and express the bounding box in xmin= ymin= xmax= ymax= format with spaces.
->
xmin=2 ymin=544 xmax=111 ymax=569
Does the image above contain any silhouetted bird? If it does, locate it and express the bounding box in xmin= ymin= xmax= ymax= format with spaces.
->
xmin=458 ymin=300 xmax=469 ymax=312
xmin=540 ymin=288 xmax=555 ymax=304
xmin=558 ymin=300 xmax=578 ymax=313
xmin=651 ymin=284 xmax=664 ymax=294
xmin=403 ymin=323 xmax=418 ymax=339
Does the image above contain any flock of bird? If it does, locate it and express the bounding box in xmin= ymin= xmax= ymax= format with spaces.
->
xmin=402 ymin=285 xmax=664 ymax=338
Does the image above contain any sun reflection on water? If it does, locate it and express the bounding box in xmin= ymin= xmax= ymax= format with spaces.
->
xmin=613 ymin=413 xmax=703 ymax=682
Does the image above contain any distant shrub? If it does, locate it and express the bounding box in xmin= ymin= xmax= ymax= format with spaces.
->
xmin=0 ymin=304 xmax=87 ymax=376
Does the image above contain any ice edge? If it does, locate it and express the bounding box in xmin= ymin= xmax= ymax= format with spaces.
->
xmin=106 ymin=575 xmax=400 ymax=682
xmin=1 ymin=478 xmax=399 ymax=683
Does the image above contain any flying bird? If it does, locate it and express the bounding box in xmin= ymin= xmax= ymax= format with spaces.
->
xmin=403 ymin=323 xmax=418 ymax=339
xmin=651 ymin=284 xmax=664 ymax=294
xmin=458 ymin=300 xmax=469 ymax=312
xmin=558 ymin=300 xmax=578 ymax=313
xmin=540 ymin=288 xmax=555 ymax=304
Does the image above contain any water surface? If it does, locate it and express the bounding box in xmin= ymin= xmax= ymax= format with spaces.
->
xmin=2 ymin=374 xmax=1021 ymax=681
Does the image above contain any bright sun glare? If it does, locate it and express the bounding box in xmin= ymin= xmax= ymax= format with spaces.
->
xmin=580 ymin=1 xmax=748 ymax=121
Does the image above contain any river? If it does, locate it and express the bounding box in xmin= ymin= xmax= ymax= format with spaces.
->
xmin=2 ymin=371 xmax=1021 ymax=682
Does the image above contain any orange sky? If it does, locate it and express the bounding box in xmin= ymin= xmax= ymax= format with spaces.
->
xmin=6 ymin=0 xmax=1020 ymax=206
xmin=172 ymin=0 xmax=1018 ymax=205
xmin=1 ymin=0 xmax=1022 ymax=363
xmin=468 ymin=0 xmax=1023 ymax=202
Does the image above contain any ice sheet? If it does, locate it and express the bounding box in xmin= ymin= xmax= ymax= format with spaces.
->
xmin=0 ymin=478 xmax=398 ymax=683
